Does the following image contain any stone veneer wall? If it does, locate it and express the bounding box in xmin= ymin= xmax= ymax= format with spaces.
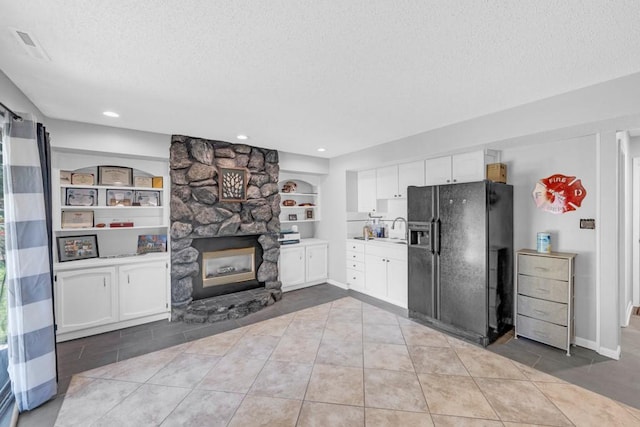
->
xmin=169 ymin=135 xmax=282 ymax=320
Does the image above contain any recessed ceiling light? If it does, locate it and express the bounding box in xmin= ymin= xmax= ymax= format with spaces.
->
xmin=103 ymin=111 xmax=120 ymax=118
xmin=317 ymin=148 xmax=326 ymax=152
xmin=236 ymin=134 xmax=249 ymax=140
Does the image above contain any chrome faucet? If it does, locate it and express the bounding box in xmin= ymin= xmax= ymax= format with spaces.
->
xmin=391 ymin=217 xmax=408 ymax=240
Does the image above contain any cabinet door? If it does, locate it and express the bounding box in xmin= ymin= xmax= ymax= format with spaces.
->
xmin=364 ymin=254 xmax=388 ymax=299
xmin=451 ymin=151 xmax=485 ymax=183
xmin=425 ymin=156 xmax=452 ymax=185
xmin=386 ymin=258 xmax=408 ymax=308
xmin=357 ymin=169 xmax=377 ymax=212
xmin=280 ymin=247 xmax=306 ymax=287
xmin=119 ymin=261 xmax=168 ymax=321
xmin=376 ymin=165 xmax=398 ymax=199
xmin=56 ymin=267 xmax=117 ymax=333
xmin=306 ymin=244 xmax=328 ymax=282
xmin=397 ymin=161 xmax=425 ymax=198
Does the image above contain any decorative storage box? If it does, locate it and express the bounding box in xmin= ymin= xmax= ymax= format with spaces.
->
xmin=486 ymin=163 xmax=507 ymax=183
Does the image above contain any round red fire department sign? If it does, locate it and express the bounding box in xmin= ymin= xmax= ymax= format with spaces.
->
xmin=532 ymin=174 xmax=587 ymax=214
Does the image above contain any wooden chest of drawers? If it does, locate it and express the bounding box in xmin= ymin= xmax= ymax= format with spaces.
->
xmin=515 ymin=249 xmax=576 ymax=355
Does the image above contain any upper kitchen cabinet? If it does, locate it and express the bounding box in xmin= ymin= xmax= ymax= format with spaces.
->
xmin=357 ymin=169 xmax=377 ymax=212
xmin=376 ymin=161 xmax=424 ymax=199
xmin=425 ymin=150 xmax=499 ymax=185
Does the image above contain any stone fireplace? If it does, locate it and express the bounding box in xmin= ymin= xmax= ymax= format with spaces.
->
xmin=169 ymin=135 xmax=281 ymax=322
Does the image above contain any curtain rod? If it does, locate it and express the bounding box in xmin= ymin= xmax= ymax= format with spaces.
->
xmin=0 ymin=101 xmax=23 ymax=121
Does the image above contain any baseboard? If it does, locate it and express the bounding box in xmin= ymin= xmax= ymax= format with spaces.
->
xmin=598 ymin=345 xmax=621 ymax=360
xmin=623 ymin=301 xmax=634 ymax=327
xmin=573 ymin=336 xmax=598 ymax=352
xmin=326 ymin=279 xmax=348 ymax=290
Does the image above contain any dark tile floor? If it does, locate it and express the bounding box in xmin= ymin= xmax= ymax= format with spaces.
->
xmin=17 ymin=283 xmax=640 ymax=425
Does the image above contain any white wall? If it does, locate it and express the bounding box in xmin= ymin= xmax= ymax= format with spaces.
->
xmin=0 ymin=69 xmax=44 ymax=121
xmin=501 ymin=135 xmax=597 ymax=343
xmin=46 ymin=118 xmax=170 ymax=159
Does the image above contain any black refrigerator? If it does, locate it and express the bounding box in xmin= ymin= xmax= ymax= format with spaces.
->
xmin=407 ymin=181 xmax=513 ymax=346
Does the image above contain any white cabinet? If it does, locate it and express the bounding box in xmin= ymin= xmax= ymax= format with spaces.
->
xmin=280 ymin=246 xmax=306 ymax=287
xmin=119 ymin=261 xmax=168 ymax=321
xmin=345 ymin=239 xmax=408 ymax=308
xmin=425 ymin=150 xmax=498 ymax=185
xmin=376 ymin=161 xmax=424 ymax=199
xmin=54 ymin=255 xmax=171 ymax=342
xmin=55 ymin=267 xmax=118 ymax=335
xmin=306 ymin=244 xmax=328 ymax=283
xmin=279 ymin=240 xmax=328 ymax=291
xmin=357 ymin=169 xmax=377 ymax=212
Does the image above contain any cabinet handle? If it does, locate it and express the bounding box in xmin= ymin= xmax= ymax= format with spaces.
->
xmin=535 ymin=288 xmax=551 ymax=294
xmin=446 ymin=179 xmax=450 ymax=183
xmin=453 ymin=179 xmax=457 ymax=183
xmin=128 ymin=275 xmax=130 ymax=284
xmin=103 ymin=278 xmax=106 ymax=287
xmin=534 ymin=267 xmax=549 ymax=272
xmin=533 ymin=309 xmax=548 ymax=316
xmin=386 ymin=260 xmax=390 ymax=263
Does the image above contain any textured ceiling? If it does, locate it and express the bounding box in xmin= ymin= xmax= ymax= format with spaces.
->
xmin=1 ymin=1 xmax=640 ymax=158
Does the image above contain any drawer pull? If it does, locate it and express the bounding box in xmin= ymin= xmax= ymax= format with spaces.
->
xmin=533 ymin=309 xmax=548 ymax=316
xmin=535 ymin=288 xmax=551 ymax=294
xmin=533 ymin=330 xmax=549 ymax=338
xmin=534 ymin=267 xmax=549 ymax=272
xmin=352 ymin=255 xmax=356 ymax=258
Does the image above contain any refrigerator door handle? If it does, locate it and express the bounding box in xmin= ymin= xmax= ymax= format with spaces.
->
xmin=429 ymin=219 xmax=436 ymax=255
xmin=435 ymin=219 xmax=441 ymax=255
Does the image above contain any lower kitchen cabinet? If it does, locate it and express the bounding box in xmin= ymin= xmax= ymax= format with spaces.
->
xmin=346 ymin=239 xmax=408 ymax=308
xmin=279 ymin=239 xmax=328 ymax=291
xmin=54 ymin=255 xmax=171 ymax=342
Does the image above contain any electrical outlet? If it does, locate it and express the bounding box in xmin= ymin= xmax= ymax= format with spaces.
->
xmin=580 ymin=218 xmax=595 ymax=229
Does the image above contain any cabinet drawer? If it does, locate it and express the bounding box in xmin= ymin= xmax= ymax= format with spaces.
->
xmin=518 ymin=254 xmax=570 ymax=281
xmin=517 ymin=295 xmax=567 ymax=326
xmin=366 ymin=243 xmax=407 ymax=261
xmin=517 ymin=315 xmax=568 ymax=350
xmin=518 ymin=274 xmax=568 ymax=303
xmin=346 ymin=268 xmax=365 ymax=289
xmin=347 ymin=251 xmax=365 ymax=263
xmin=346 ymin=260 xmax=365 ymax=272
xmin=346 ymin=241 xmax=365 ymax=253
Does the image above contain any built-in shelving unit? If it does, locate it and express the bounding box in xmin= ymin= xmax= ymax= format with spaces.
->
xmin=51 ymin=148 xmax=171 ymax=342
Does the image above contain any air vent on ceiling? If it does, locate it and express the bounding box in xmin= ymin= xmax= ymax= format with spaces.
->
xmin=9 ymin=27 xmax=50 ymax=61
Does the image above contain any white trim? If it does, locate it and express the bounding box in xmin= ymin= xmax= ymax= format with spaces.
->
xmin=573 ymin=336 xmax=598 ymax=352
xmin=55 ymin=311 xmax=170 ymax=342
xmin=623 ymin=300 xmax=634 ymax=328
xmin=633 ymin=157 xmax=640 ymax=306
xmin=281 ymin=279 xmax=327 ymax=293
xmin=598 ymin=345 xmax=621 ymax=360
xmin=595 ymin=133 xmax=602 ymax=354
xmin=326 ymin=279 xmax=348 ymax=290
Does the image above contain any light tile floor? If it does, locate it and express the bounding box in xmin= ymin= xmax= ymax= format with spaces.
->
xmin=53 ymin=296 xmax=640 ymax=426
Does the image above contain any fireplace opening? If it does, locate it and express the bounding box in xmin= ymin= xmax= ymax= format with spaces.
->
xmin=203 ymin=247 xmax=255 ymax=287
xmin=191 ymin=235 xmax=264 ymax=300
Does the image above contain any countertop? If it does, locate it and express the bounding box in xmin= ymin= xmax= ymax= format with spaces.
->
xmin=280 ymin=238 xmax=328 ymax=247
xmin=347 ymin=237 xmax=407 ymax=246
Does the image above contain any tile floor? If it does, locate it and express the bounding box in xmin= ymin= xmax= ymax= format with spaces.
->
xmin=45 ymin=296 xmax=640 ymax=426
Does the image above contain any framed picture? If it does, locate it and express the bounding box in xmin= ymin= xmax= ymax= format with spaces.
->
xmin=106 ymin=189 xmax=134 ymax=206
xmin=134 ymin=176 xmax=153 ymax=188
xmin=306 ymin=208 xmax=314 ymax=220
xmin=288 ymin=214 xmax=298 ymax=221
xmin=135 ymin=190 xmax=160 ymax=206
xmin=57 ymin=235 xmax=99 ymax=262
xmin=219 ymin=167 xmax=248 ymax=202
xmin=98 ymin=166 xmax=133 ymax=186
xmin=137 ymin=234 xmax=167 ymax=254
xmin=62 ymin=210 xmax=94 ymax=229
xmin=71 ymin=173 xmax=95 ymax=185
xmin=65 ymin=188 xmax=98 ymax=206
xmin=60 ymin=170 xmax=72 ymax=185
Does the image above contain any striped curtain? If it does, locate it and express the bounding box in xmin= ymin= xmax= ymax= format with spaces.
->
xmin=2 ymin=113 xmax=56 ymax=411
